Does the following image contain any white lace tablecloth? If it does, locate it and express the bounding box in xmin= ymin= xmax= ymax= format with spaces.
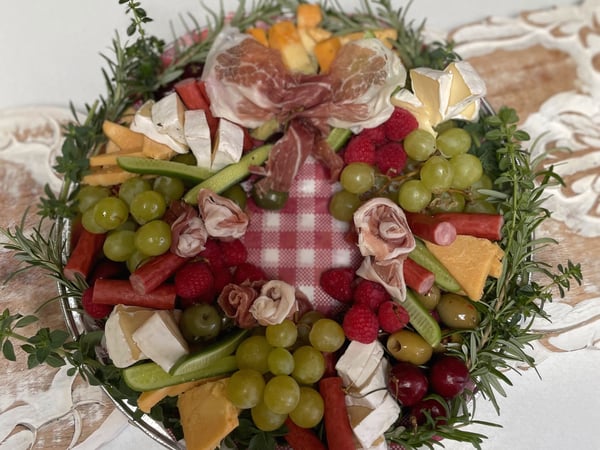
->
xmin=1 ymin=1 xmax=599 ymax=449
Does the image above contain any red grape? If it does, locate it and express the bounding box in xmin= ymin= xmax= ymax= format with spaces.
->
xmin=410 ymin=398 xmax=448 ymax=425
xmin=429 ymin=355 xmax=470 ymax=398
xmin=387 ymin=361 xmax=428 ymax=406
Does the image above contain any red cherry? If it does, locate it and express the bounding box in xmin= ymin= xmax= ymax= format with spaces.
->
xmin=387 ymin=361 xmax=428 ymax=406
xmin=429 ymin=355 xmax=470 ymax=399
xmin=410 ymin=398 xmax=448 ymax=425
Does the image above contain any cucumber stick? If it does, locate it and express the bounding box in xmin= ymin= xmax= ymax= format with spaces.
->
xmin=117 ymin=156 xmax=215 ymax=184
xmin=409 ymin=239 xmax=461 ymax=293
xmin=403 ymin=289 xmax=442 ymax=347
xmin=170 ymin=328 xmax=249 ymax=376
xmin=123 ymin=355 xmax=237 ymax=392
xmin=183 ymin=144 xmax=272 ymax=204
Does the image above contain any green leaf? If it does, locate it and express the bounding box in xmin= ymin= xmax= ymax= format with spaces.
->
xmin=2 ymin=339 xmax=16 ymax=361
xmin=15 ymin=315 xmax=38 ymax=328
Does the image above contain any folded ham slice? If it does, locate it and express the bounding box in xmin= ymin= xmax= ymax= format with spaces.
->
xmin=202 ymin=26 xmax=406 ymax=199
xmin=354 ymin=198 xmax=415 ymax=302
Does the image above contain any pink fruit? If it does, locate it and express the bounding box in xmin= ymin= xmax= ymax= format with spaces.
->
xmin=387 ymin=361 xmax=428 ymax=406
xmin=429 ymin=355 xmax=470 ymax=399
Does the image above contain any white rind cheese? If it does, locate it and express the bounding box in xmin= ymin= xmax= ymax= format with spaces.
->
xmin=104 ymin=305 xmax=155 ymax=368
xmin=335 ymin=340 xmax=385 ymax=388
xmin=184 ymin=109 xmax=212 ymax=170
xmin=152 ymin=92 xmax=187 ymax=145
xmin=351 ymin=394 xmax=400 ymax=449
xmin=211 ymin=118 xmax=244 ymax=171
xmin=132 ymin=310 xmax=189 ymax=372
xmin=130 ymin=100 xmax=188 ymax=154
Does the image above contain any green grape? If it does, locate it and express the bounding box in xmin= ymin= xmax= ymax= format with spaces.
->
xmin=420 ymin=155 xmax=453 ymax=194
xmin=436 ymin=127 xmax=472 ymax=157
xmin=222 ymin=184 xmax=248 ymax=210
xmin=263 ymin=375 xmax=300 ymax=414
xmin=291 ymin=346 xmax=325 ymax=385
xmin=133 ymin=220 xmax=171 ymax=256
xmin=251 ymin=401 xmax=287 ymax=432
xmin=398 ymin=179 xmax=432 ymax=212
xmin=153 ymin=176 xmax=185 ymax=204
xmin=468 ymin=173 xmax=493 ymax=200
xmin=328 ymin=189 xmax=361 ymax=222
xmin=126 ymin=249 xmax=150 ymax=273
xmin=449 ymin=153 xmax=483 ymax=189
xmin=404 ymin=129 xmax=436 ymax=161
xmin=103 ymin=229 xmax=136 ymax=262
xmin=308 ymin=318 xmax=345 ymax=353
xmin=428 ymin=191 xmax=466 ymax=213
xmin=76 ymin=185 xmax=110 ymax=213
xmin=118 ymin=177 xmax=152 ymax=205
xmin=130 ymin=190 xmax=167 ymax=225
xmin=93 ymin=196 xmax=129 ymax=230
xmin=434 ymin=119 xmax=457 ymax=134
xmin=340 ymin=162 xmax=375 ymax=195
xmin=267 ymin=347 xmax=295 ymax=375
xmin=296 ymin=310 xmax=325 ymax=347
xmin=81 ymin=207 xmax=107 ymax=234
xmin=235 ymin=335 xmax=273 ymax=374
xmin=226 ymin=369 xmax=265 ymax=409
xmin=115 ymin=218 xmax=138 ymax=232
xmin=289 ymin=387 xmax=324 ymax=429
xmin=265 ymin=319 xmax=298 ymax=348
xmin=464 ymin=199 xmax=498 ymax=214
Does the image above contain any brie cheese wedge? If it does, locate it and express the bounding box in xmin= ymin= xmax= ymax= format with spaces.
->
xmin=335 ymin=340 xmax=385 ymax=388
xmin=184 ymin=109 xmax=212 ymax=170
xmin=104 ymin=305 xmax=155 ymax=368
xmin=152 ymin=92 xmax=187 ymax=144
xmin=211 ymin=118 xmax=244 ymax=171
xmin=130 ymin=100 xmax=188 ymax=153
xmin=132 ymin=310 xmax=189 ymax=372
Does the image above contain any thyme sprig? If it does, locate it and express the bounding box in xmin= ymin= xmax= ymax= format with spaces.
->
xmin=0 ymin=1 xmax=584 ymax=449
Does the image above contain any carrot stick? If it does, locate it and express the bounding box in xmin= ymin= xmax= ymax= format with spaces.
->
xmin=63 ymin=229 xmax=106 ymax=282
xmin=129 ymin=251 xmax=188 ymax=294
xmin=319 ymin=376 xmax=356 ymax=450
xmin=434 ymin=212 xmax=504 ymax=241
xmin=92 ymin=279 xmax=176 ymax=309
xmin=403 ymin=258 xmax=435 ymax=295
xmin=405 ymin=212 xmax=456 ymax=246
xmin=283 ymin=417 xmax=326 ymax=450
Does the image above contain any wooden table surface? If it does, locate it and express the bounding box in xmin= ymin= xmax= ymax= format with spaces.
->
xmin=1 ymin=1 xmax=599 ymax=449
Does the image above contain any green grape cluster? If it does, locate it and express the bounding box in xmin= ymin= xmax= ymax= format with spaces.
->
xmin=75 ymin=175 xmax=186 ymax=269
xmin=226 ymin=313 xmax=345 ymax=432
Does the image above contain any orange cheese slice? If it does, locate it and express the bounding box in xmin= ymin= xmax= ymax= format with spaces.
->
xmin=424 ymin=235 xmax=504 ymax=301
xmin=177 ymin=379 xmax=239 ymax=450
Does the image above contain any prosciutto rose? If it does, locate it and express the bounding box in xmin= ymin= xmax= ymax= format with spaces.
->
xmin=354 ymin=198 xmax=415 ymax=301
xmin=197 ymin=188 xmax=249 ymax=239
xmin=217 ymin=281 xmax=262 ymax=329
xmin=249 ymin=280 xmax=299 ymax=326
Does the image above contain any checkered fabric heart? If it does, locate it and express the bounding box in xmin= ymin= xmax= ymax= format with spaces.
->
xmin=242 ymin=157 xmax=364 ymax=315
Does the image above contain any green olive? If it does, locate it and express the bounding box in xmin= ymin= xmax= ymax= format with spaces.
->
xmin=386 ymin=329 xmax=433 ymax=365
xmin=414 ymin=285 xmax=441 ymax=310
xmin=251 ymin=187 xmax=289 ymax=210
xmin=179 ymin=303 xmax=223 ymax=343
xmin=436 ymin=293 xmax=480 ymax=330
xmin=222 ymin=184 xmax=248 ymax=210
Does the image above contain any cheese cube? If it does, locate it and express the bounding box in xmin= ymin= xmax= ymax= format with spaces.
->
xmin=346 ymin=358 xmax=390 ymax=409
xmin=350 ymin=394 xmax=401 ymax=449
xmin=130 ymin=100 xmax=188 ymax=153
xmin=211 ymin=118 xmax=244 ymax=171
xmin=152 ymin=92 xmax=187 ymax=144
xmin=132 ymin=310 xmax=189 ymax=372
xmin=104 ymin=305 xmax=155 ymax=368
xmin=335 ymin=340 xmax=384 ymax=388
xmin=184 ymin=109 xmax=212 ymax=170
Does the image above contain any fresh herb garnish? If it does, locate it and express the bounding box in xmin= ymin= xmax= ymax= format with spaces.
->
xmin=0 ymin=1 xmax=583 ymax=449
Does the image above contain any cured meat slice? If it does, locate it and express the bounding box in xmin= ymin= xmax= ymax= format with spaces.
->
xmin=201 ymin=27 xmax=407 ymax=198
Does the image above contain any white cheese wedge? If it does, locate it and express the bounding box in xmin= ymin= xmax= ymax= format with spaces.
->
xmin=104 ymin=305 xmax=156 ymax=368
xmin=444 ymin=61 xmax=486 ymax=120
xmin=152 ymin=92 xmax=187 ymax=144
xmin=409 ymin=68 xmax=453 ymax=127
xmin=184 ymin=109 xmax=212 ymax=170
xmin=350 ymin=394 xmax=401 ymax=449
xmin=211 ymin=118 xmax=244 ymax=171
xmin=130 ymin=100 xmax=188 ymax=154
xmin=335 ymin=340 xmax=384 ymax=389
xmin=346 ymin=357 xmax=390 ymax=409
xmin=132 ymin=310 xmax=189 ymax=372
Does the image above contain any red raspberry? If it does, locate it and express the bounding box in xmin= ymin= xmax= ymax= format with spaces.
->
xmin=175 ymin=261 xmax=215 ymax=301
xmin=359 ymin=124 xmax=388 ymax=146
xmin=377 ymin=300 xmax=410 ymax=333
xmin=343 ymin=135 xmax=376 ymax=165
xmin=342 ymin=304 xmax=379 ymax=343
xmin=353 ymin=279 xmax=391 ymax=311
xmin=199 ymin=239 xmax=224 ymax=269
xmin=218 ymin=239 xmax=248 ymax=267
xmin=319 ymin=267 xmax=355 ymax=303
xmin=233 ymin=262 xmax=267 ymax=284
xmin=375 ymin=142 xmax=407 ymax=176
xmin=383 ymin=107 xmax=419 ymax=141
xmin=82 ymin=287 xmax=113 ymax=319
